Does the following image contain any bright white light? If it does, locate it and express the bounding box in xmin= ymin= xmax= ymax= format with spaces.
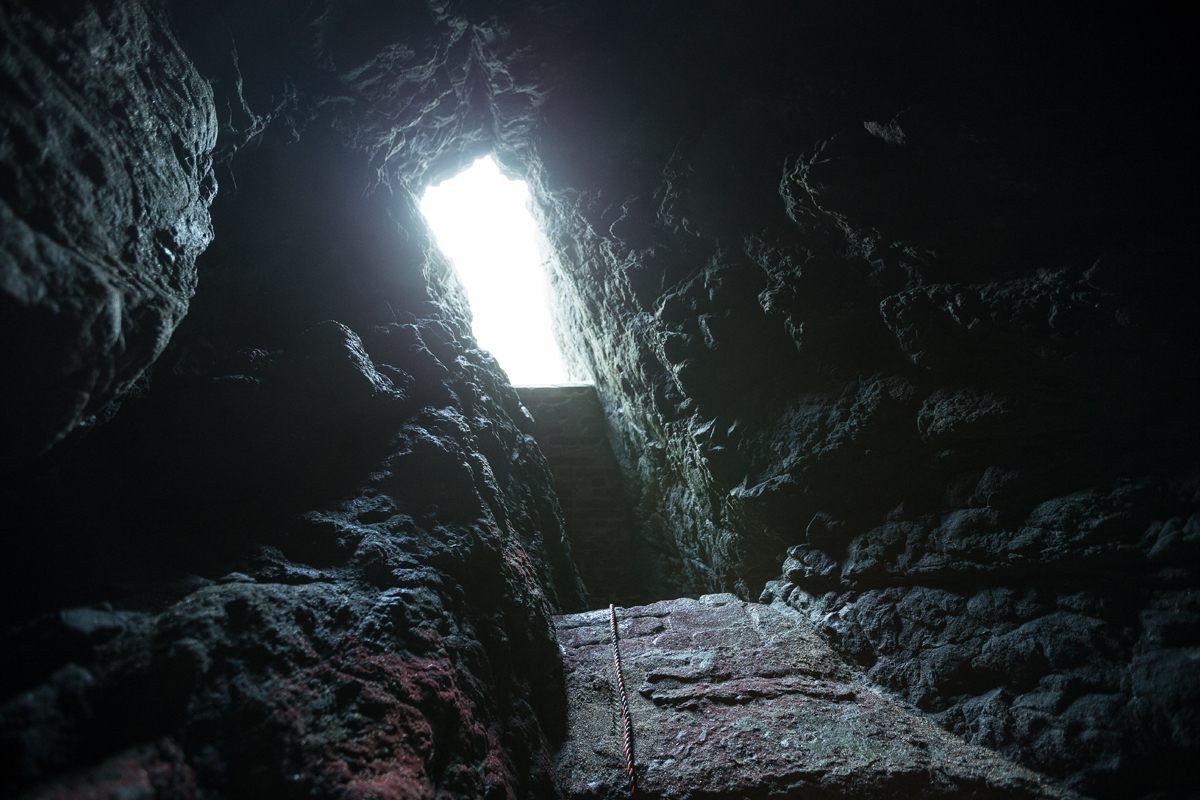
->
xmin=419 ymin=156 xmax=571 ymax=385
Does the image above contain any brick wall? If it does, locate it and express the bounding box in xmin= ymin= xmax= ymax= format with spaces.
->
xmin=518 ymin=385 xmax=639 ymax=605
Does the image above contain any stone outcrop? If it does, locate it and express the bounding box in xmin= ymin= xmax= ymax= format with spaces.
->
xmin=555 ymin=594 xmax=1070 ymax=799
xmin=0 ymin=0 xmax=217 ymax=464
xmin=0 ymin=308 xmax=587 ymax=797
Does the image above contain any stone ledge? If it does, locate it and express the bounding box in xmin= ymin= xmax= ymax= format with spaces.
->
xmin=554 ymin=596 xmax=1073 ymax=799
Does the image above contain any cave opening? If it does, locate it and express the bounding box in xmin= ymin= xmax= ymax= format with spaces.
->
xmin=419 ymin=155 xmax=573 ymax=386
xmin=418 ymin=157 xmax=642 ymax=606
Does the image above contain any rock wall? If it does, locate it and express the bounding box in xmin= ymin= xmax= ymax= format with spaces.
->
xmin=0 ymin=0 xmax=217 ymax=464
xmin=1 ymin=1 xmax=586 ymax=797
xmin=2 ymin=0 xmax=1197 ymax=797
xmin=521 ymin=3 xmax=1199 ymax=796
xmin=0 ymin=311 xmax=584 ymax=797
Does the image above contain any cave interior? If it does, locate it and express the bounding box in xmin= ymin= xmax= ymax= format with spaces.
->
xmin=1 ymin=1 xmax=1197 ymax=798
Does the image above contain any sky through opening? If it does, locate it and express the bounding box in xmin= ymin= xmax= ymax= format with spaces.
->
xmin=419 ymin=156 xmax=571 ymax=385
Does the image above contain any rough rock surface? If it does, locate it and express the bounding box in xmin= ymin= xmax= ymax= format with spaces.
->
xmin=555 ymin=594 xmax=1070 ymax=799
xmin=0 ymin=308 xmax=586 ymax=797
xmin=1 ymin=2 xmax=586 ymax=796
xmin=2 ymin=0 xmax=1197 ymax=797
xmin=519 ymin=385 xmax=640 ymax=606
xmin=0 ymin=0 xmax=217 ymax=463
xmin=520 ymin=4 xmax=1199 ymax=795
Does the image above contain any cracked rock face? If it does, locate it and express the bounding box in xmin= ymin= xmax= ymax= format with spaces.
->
xmin=555 ymin=594 xmax=1070 ymax=799
xmin=0 ymin=309 xmax=585 ymax=797
xmin=0 ymin=0 xmax=217 ymax=464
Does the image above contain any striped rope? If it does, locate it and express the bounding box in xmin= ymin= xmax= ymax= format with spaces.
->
xmin=608 ymin=603 xmax=638 ymax=796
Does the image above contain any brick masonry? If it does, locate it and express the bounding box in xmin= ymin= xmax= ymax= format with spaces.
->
xmin=517 ymin=385 xmax=639 ymax=605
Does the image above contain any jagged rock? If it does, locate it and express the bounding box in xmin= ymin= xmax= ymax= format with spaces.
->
xmin=523 ymin=7 xmax=1198 ymax=796
xmin=0 ymin=307 xmax=583 ymax=797
xmin=2 ymin=1 xmax=1196 ymax=797
xmin=555 ymin=594 xmax=1070 ymax=799
xmin=783 ymin=544 xmax=840 ymax=589
xmin=917 ymin=387 xmax=1012 ymax=445
xmin=0 ymin=0 xmax=217 ymax=463
xmin=3 ymin=578 xmax=553 ymax=797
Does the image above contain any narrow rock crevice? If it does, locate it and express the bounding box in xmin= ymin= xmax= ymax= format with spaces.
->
xmin=1 ymin=2 xmax=1195 ymax=798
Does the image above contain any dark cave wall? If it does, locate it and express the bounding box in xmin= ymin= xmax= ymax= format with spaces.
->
xmin=0 ymin=0 xmax=217 ymax=465
xmin=1 ymin=1 xmax=586 ymax=797
xmin=2 ymin=310 xmax=585 ymax=798
xmin=1 ymin=0 xmax=1197 ymax=798
xmin=522 ymin=3 xmax=1199 ymax=797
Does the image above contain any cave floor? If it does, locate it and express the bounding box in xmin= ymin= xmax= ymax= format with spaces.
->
xmin=553 ymin=595 xmax=1071 ymax=799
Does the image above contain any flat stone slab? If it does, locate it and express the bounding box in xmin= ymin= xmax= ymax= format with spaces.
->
xmin=554 ymin=594 xmax=1071 ymax=799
